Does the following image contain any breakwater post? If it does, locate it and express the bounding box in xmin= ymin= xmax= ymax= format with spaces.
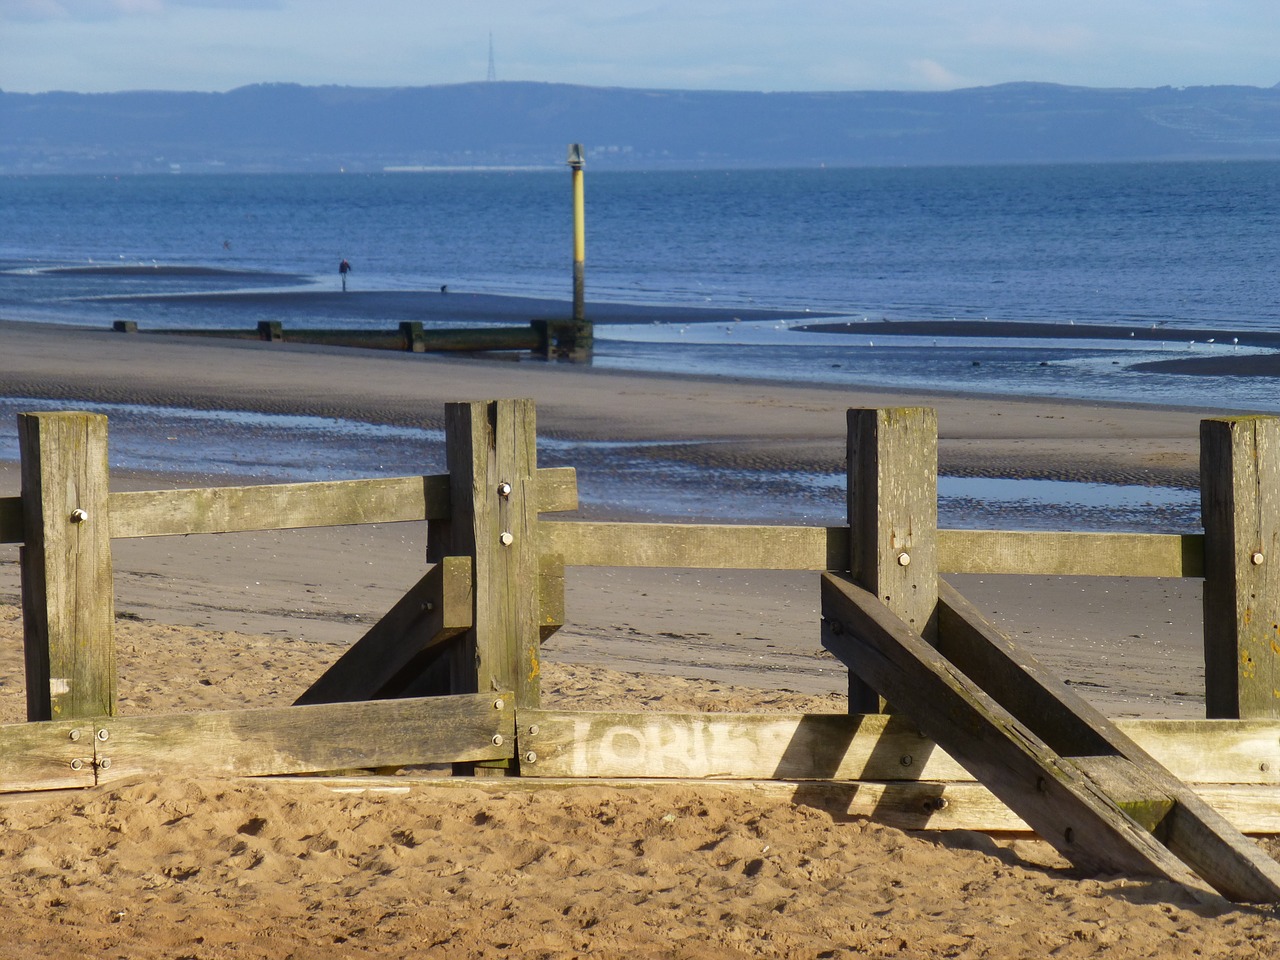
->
xmin=568 ymin=143 xmax=586 ymax=323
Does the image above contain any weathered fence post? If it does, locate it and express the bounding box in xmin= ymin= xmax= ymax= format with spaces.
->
xmin=428 ymin=400 xmax=541 ymax=771
xmin=1201 ymin=416 xmax=1280 ymax=718
xmin=845 ymin=407 xmax=939 ymax=712
xmin=18 ymin=412 xmax=117 ymax=721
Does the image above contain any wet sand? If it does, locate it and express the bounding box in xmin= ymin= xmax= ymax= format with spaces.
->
xmin=0 ymin=317 xmax=1218 ymax=714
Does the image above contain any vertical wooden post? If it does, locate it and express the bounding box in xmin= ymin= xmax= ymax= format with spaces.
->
xmin=439 ymin=400 xmax=542 ymax=716
xmin=18 ymin=412 xmax=117 ymax=721
xmin=846 ymin=407 xmax=939 ymax=712
xmin=1201 ymin=416 xmax=1280 ymax=718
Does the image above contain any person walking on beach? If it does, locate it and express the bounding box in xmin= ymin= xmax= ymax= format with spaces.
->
xmin=339 ymin=258 xmax=351 ymax=292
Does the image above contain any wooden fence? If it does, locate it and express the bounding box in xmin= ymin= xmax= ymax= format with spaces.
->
xmin=1 ymin=401 xmax=1279 ymax=836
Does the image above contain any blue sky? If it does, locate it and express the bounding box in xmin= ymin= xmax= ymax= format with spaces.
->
xmin=2 ymin=1 xmax=1278 ymax=94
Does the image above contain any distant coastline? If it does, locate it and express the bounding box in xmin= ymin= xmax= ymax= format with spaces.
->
xmin=7 ymin=80 xmax=1280 ymax=174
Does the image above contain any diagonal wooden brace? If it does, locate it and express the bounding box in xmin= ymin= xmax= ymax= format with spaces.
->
xmin=294 ymin=556 xmax=472 ymax=705
xmin=821 ymin=571 xmax=1280 ymax=903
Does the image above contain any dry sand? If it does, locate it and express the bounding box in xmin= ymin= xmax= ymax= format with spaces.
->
xmin=0 ymin=319 xmax=1276 ymax=957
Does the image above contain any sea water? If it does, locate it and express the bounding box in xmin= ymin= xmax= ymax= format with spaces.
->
xmin=3 ymin=162 xmax=1280 ymax=407
xmin=1 ymin=162 xmax=1277 ymax=525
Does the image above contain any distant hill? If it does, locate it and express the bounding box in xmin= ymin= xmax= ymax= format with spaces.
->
xmin=4 ymin=80 xmax=1280 ymax=173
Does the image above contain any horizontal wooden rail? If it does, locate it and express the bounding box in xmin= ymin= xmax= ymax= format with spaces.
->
xmin=4 ymin=488 xmax=1205 ymax=577
xmin=941 ymin=529 xmax=1205 ymax=579
xmin=110 ymin=475 xmax=452 ymax=538
xmin=520 ymin=710 xmax=1280 ymax=786
xmin=0 ymin=693 xmax=515 ymax=791
xmin=104 ymin=466 xmax=574 ymax=540
xmin=539 ymin=521 xmax=847 ymax=570
xmin=95 ymin=694 xmax=515 ymax=782
xmin=539 ymin=521 xmax=1205 ymax=578
xmin=2 ymin=468 xmax=576 ymax=544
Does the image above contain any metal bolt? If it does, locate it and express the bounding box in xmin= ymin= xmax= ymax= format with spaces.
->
xmin=70 ymin=508 xmax=88 ymax=524
xmin=924 ymin=797 xmax=948 ymax=812
xmin=492 ymin=734 xmax=504 ymax=746
xmin=899 ymin=754 xmax=913 ymax=767
xmin=96 ymin=729 xmax=109 ymax=742
xmin=1253 ymin=552 xmax=1266 ymax=566
xmin=1064 ymin=827 xmax=1075 ymax=844
xmin=828 ymin=620 xmax=843 ymax=636
xmin=422 ymin=601 xmax=435 ymax=612
xmin=68 ymin=729 xmax=81 ymax=742
xmin=897 ymin=552 xmax=911 ymax=567
xmin=99 ymin=758 xmax=111 ymax=770
xmin=492 ymin=698 xmax=505 ymax=711
xmin=499 ymin=531 xmax=514 ymax=546
xmin=70 ymin=758 xmax=84 ymax=771
xmin=528 ymin=724 xmax=540 ymax=736
xmin=497 ymin=482 xmax=512 ymax=498
xmin=524 ymin=751 xmax=537 ymax=763
xmin=1262 ymin=762 xmax=1271 ymax=773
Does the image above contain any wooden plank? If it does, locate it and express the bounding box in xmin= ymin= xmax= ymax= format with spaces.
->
xmin=539 ymin=521 xmax=847 ymax=570
xmin=537 ymin=466 xmax=579 ymax=514
xmin=538 ymin=522 xmax=1201 ymax=578
xmin=936 ymin=579 xmax=1280 ymax=903
xmin=539 ymin=553 xmax=566 ymax=643
xmin=939 ymin=529 xmax=1205 ymax=578
xmin=293 ymin=557 xmax=473 ymax=705
xmin=443 ymin=400 xmax=543 ymax=716
xmin=1119 ymin=719 xmax=1280 ymax=785
xmin=521 ymin=710 xmax=966 ymax=781
xmin=107 ymin=467 xmax=576 ymax=539
xmin=521 ymin=709 xmax=1280 ymax=786
xmin=0 ymin=496 xmax=21 ymax=545
xmin=0 ymin=720 xmax=99 ymax=792
xmin=1201 ymin=416 xmax=1280 ymax=718
xmin=19 ymin=412 xmax=117 ymax=721
xmin=110 ymin=475 xmax=452 ymax=538
xmin=847 ymin=407 xmax=938 ymax=711
xmin=93 ymin=694 xmax=514 ymax=782
xmin=820 ymin=571 xmax=1219 ymax=896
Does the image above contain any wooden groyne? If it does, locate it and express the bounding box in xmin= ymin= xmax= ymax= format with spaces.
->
xmin=112 ymin=318 xmax=594 ymax=361
xmin=5 ymin=400 xmax=1280 ymax=900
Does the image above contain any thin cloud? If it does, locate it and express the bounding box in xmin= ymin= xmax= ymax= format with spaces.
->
xmin=1 ymin=0 xmax=273 ymax=19
xmin=907 ymin=58 xmax=968 ymax=90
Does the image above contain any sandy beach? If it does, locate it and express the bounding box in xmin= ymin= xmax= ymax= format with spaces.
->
xmin=0 ymin=317 xmax=1276 ymax=956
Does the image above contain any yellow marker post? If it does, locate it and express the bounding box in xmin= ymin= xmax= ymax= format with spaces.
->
xmin=568 ymin=143 xmax=586 ymax=321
